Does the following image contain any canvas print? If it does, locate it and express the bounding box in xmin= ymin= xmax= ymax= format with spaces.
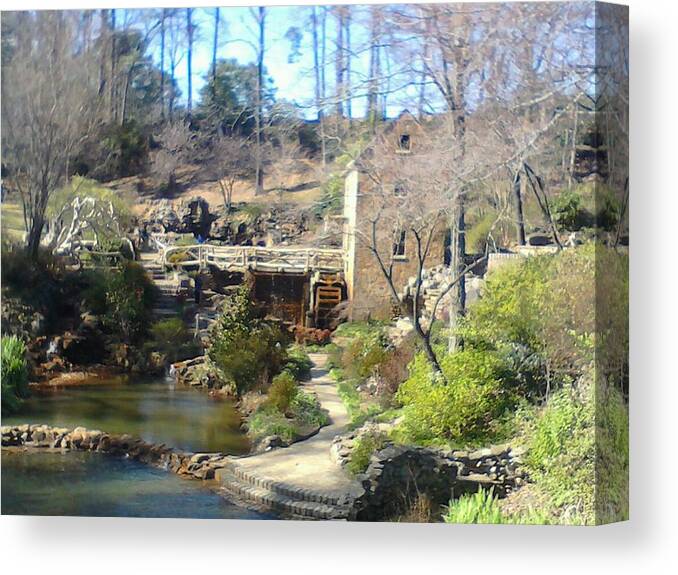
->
xmin=0 ymin=2 xmax=628 ymax=524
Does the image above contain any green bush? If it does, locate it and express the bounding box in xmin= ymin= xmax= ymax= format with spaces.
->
xmin=208 ymin=285 xmax=287 ymax=394
xmin=1 ymin=336 xmax=29 ymax=415
xmin=282 ymin=345 xmax=313 ymax=380
xmin=341 ymin=329 xmax=390 ymax=381
xmin=523 ymin=378 xmax=628 ymax=525
xmin=395 ymin=350 xmax=516 ymax=446
xmin=247 ymin=408 xmax=297 ymax=443
xmin=551 ymin=190 xmax=585 ymax=231
xmin=347 ymin=430 xmax=389 ymax=475
xmin=248 ymin=390 xmax=328 ymax=443
xmin=267 ymin=372 xmax=298 ymax=414
xmin=443 ymin=489 xmax=550 ymax=525
xmin=149 ymin=318 xmax=198 ymax=363
xmin=466 ymin=212 xmax=496 ymax=253
xmin=84 ymin=261 xmax=157 ymax=344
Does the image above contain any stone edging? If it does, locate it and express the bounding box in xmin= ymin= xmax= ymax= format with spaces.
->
xmin=1 ymin=424 xmax=232 ymax=480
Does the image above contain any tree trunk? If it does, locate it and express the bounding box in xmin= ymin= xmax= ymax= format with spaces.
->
xmin=311 ymin=7 xmax=327 ymax=167
xmin=212 ymin=8 xmax=220 ymax=101
xmin=160 ymin=9 xmax=166 ymax=119
xmin=334 ymin=7 xmax=345 ymax=118
xmin=512 ymin=170 xmax=526 ymax=245
xmin=109 ymin=9 xmax=117 ymax=123
xmin=345 ymin=9 xmax=352 ymax=121
xmin=186 ymin=8 xmax=194 ymax=115
xmin=254 ymin=7 xmax=266 ymax=195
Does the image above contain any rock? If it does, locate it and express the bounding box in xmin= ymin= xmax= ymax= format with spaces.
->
xmin=257 ymin=435 xmax=286 ymax=452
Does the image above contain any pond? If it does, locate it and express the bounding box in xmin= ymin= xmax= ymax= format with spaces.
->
xmin=2 ymin=375 xmax=249 ymax=454
xmin=1 ymin=450 xmax=270 ymax=519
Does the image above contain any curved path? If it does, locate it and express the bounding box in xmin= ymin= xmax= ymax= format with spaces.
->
xmin=216 ymin=353 xmax=363 ymax=519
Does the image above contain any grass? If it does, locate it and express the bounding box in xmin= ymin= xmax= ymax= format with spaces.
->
xmin=443 ymin=489 xmax=551 ymax=525
xmin=247 ymin=390 xmax=329 ymax=444
xmin=1 ymin=201 xmax=25 ymax=241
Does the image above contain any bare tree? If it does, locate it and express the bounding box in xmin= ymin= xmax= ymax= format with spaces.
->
xmin=208 ymin=135 xmax=254 ymax=213
xmin=1 ymin=12 xmax=100 ymax=260
xmin=152 ymin=121 xmax=195 ymax=196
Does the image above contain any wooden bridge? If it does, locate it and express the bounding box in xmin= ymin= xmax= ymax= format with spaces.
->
xmin=151 ymin=235 xmax=345 ymax=275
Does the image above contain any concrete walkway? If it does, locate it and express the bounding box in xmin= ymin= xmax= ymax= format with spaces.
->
xmin=234 ymin=353 xmax=359 ymax=495
xmin=215 ymin=353 xmax=363 ymax=518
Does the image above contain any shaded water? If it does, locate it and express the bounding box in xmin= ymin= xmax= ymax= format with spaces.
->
xmin=1 ymin=450 xmax=269 ymax=519
xmin=3 ymin=376 xmax=249 ymax=454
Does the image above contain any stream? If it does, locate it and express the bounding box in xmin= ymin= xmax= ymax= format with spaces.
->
xmin=1 ymin=375 xmax=265 ymax=519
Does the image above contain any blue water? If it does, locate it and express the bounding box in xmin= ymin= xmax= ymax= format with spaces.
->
xmin=1 ymin=450 xmax=270 ymax=519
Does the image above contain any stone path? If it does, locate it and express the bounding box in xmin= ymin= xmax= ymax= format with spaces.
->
xmin=216 ymin=353 xmax=363 ymax=519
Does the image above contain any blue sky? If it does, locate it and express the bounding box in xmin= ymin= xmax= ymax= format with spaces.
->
xmin=146 ymin=5 xmax=414 ymax=117
xmin=157 ymin=6 xmax=379 ymax=118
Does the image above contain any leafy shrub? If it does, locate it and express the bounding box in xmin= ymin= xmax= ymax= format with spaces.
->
xmin=347 ymin=430 xmax=389 ymax=475
xmin=551 ymin=190 xmax=585 ymax=231
xmin=282 ymin=345 xmax=313 ymax=380
xmin=523 ymin=377 xmax=628 ymax=525
xmin=315 ymin=173 xmax=344 ymax=217
xmin=1 ymin=243 xmax=83 ymax=332
xmin=208 ymin=285 xmax=287 ymax=394
xmin=83 ymin=261 xmax=157 ymax=344
xmin=396 ymin=350 xmax=517 ymax=445
xmin=248 ymin=390 xmax=328 ymax=443
xmin=266 ymin=372 xmax=298 ymax=414
xmin=443 ymin=489 xmax=549 ymax=525
xmin=341 ymin=329 xmax=390 ymax=381
xmin=525 ymin=383 xmax=596 ymax=522
xmin=290 ymin=391 xmax=329 ymax=428
xmin=149 ymin=318 xmax=199 ymax=363
xmin=247 ymin=408 xmax=297 ymax=443
xmin=466 ymin=212 xmax=495 ymax=253
xmin=1 ymin=336 xmax=29 ymax=414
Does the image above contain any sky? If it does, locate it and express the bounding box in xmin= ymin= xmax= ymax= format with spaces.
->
xmin=150 ymin=5 xmax=382 ymax=118
xmin=140 ymin=5 xmax=416 ymax=119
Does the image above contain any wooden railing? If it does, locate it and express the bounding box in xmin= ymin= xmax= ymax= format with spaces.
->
xmin=154 ymin=238 xmax=345 ymax=275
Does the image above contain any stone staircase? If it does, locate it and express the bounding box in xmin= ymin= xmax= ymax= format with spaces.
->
xmin=139 ymin=252 xmax=184 ymax=320
xmin=215 ymin=461 xmax=354 ymax=520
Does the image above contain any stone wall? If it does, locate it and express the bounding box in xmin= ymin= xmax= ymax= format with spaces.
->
xmin=1 ymin=424 xmax=232 ymax=481
xmin=333 ymin=428 xmax=527 ymax=521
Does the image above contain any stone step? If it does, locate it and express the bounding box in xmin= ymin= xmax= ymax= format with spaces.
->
xmin=216 ymin=466 xmax=350 ymax=520
xmin=230 ymin=464 xmax=349 ymax=507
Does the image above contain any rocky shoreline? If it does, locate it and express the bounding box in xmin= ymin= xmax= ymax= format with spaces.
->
xmin=1 ymin=424 xmax=233 ymax=481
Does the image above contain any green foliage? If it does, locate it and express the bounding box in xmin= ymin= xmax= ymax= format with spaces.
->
xmin=460 ymin=245 xmax=627 ymax=395
xmin=247 ymin=408 xmax=297 ymax=443
xmin=248 ymin=390 xmax=328 ymax=443
xmin=1 ymin=336 xmax=29 ymax=414
xmin=396 ymin=351 xmax=517 ymax=446
xmin=521 ymin=379 xmax=628 ymax=525
xmin=149 ymin=318 xmax=198 ymax=363
xmin=551 ymin=190 xmax=584 ymax=230
xmin=315 ymin=173 xmax=344 ymax=217
xmin=208 ymin=285 xmax=287 ymax=394
xmin=340 ymin=326 xmax=390 ymax=381
xmin=266 ymin=372 xmax=298 ymax=414
xmin=347 ymin=430 xmax=389 ymax=475
xmin=83 ymin=262 xmax=157 ymax=344
xmin=466 ymin=212 xmax=496 ymax=253
xmin=443 ymin=489 xmax=550 ymax=525
xmin=282 ymin=345 xmax=313 ymax=380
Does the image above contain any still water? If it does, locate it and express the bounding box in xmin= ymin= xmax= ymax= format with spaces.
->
xmin=1 ymin=450 xmax=269 ymax=519
xmin=3 ymin=376 xmax=249 ymax=454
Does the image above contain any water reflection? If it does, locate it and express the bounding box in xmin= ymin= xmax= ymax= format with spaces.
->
xmin=1 ymin=450 xmax=269 ymax=519
xmin=2 ymin=376 xmax=249 ymax=454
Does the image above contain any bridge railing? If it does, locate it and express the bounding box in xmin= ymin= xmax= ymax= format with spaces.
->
xmin=159 ymin=243 xmax=345 ymax=274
